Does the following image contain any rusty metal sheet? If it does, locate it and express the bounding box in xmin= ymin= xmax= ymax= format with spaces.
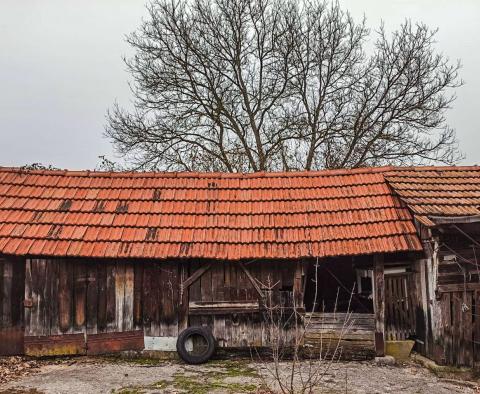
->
xmin=86 ymin=330 xmax=144 ymax=355
xmin=0 ymin=327 xmax=24 ymax=356
xmin=24 ymin=333 xmax=86 ymax=356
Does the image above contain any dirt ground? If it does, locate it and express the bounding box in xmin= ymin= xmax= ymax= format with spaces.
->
xmin=0 ymin=355 xmax=477 ymax=394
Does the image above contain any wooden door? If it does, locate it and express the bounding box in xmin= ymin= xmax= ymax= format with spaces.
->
xmin=385 ymin=273 xmax=416 ymax=340
xmin=0 ymin=257 xmax=25 ymax=355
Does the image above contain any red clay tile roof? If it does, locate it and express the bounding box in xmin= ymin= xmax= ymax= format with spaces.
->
xmin=385 ymin=166 xmax=480 ymax=227
xmin=0 ymin=166 xmax=428 ymax=260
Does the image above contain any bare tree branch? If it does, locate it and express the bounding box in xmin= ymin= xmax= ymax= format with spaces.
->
xmin=105 ymin=0 xmax=463 ymax=172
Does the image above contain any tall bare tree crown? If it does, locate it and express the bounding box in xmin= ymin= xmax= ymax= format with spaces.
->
xmin=105 ymin=0 xmax=462 ymax=172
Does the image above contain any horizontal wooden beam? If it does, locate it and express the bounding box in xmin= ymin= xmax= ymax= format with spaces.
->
xmin=188 ymin=301 xmax=260 ymax=315
xmin=437 ymin=283 xmax=480 ymax=293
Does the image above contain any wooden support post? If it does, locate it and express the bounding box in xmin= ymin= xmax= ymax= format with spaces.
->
xmin=373 ymin=254 xmax=385 ymax=356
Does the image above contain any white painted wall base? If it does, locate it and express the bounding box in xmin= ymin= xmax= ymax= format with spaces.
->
xmin=144 ymin=336 xmax=177 ymax=351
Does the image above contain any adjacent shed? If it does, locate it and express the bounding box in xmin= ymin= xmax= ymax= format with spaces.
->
xmin=386 ymin=168 xmax=480 ymax=366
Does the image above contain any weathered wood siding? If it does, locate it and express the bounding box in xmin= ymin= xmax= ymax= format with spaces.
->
xmin=411 ymin=222 xmax=480 ymax=367
xmin=10 ymin=257 xmax=300 ymax=355
xmin=429 ymin=225 xmax=480 ymax=366
xmin=304 ymin=313 xmax=375 ymax=360
xmin=23 ymin=258 xmax=177 ymax=355
xmin=0 ymin=257 xmax=25 ymax=355
xmin=24 ymin=258 xmax=180 ymax=338
xmin=187 ymin=260 xmax=299 ymax=347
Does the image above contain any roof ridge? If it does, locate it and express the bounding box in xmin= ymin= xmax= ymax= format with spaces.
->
xmin=1 ymin=164 xmax=478 ymax=179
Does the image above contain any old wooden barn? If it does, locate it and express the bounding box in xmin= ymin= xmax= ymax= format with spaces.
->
xmin=0 ymin=166 xmax=479 ymax=366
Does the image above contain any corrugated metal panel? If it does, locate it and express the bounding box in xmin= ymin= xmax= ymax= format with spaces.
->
xmin=0 ymin=166 xmax=435 ymax=259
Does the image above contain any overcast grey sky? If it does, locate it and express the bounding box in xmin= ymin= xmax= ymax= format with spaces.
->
xmin=0 ymin=0 xmax=478 ymax=170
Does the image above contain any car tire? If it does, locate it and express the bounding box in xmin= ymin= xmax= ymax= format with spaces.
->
xmin=176 ymin=326 xmax=216 ymax=364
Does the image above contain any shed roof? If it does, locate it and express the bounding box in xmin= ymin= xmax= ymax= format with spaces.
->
xmin=1 ymin=165 xmax=468 ymax=260
xmin=385 ymin=166 xmax=480 ymax=227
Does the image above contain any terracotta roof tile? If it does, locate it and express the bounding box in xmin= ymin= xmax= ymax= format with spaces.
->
xmin=385 ymin=166 xmax=480 ymax=226
xmin=0 ymin=165 xmax=446 ymax=260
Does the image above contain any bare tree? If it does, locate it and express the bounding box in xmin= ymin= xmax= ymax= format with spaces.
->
xmin=106 ymin=0 xmax=462 ymax=172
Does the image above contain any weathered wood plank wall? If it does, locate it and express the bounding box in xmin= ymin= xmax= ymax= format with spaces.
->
xmin=15 ymin=258 xmax=300 ymax=354
xmin=414 ymin=222 xmax=480 ymax=367
xmin=24 ymin=258 xmax=179 ymax=338
xmin=187 ymin=260 xmax=298 ymax=347
xmin=304 ymin=312 xmax=376 ymax=360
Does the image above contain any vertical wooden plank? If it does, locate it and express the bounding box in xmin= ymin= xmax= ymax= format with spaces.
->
xmin=2 ymin=260 xmax=13 ymax=328
xmin=74 ymin=261 xmax=87 ymax=332
xmin=441 ymin=292 xmax=452 ymax=365
xmin=38 ymin=259 xmax=48 ymax=336
xmin=106 ymin=263 xmax=116 ymax=332
xmin=10 ymin=258 xmax=25 ymax=329
xmin=211 ymin=262 xmax=223 ymax=301
xmin=474 ymin=291 xmax=480 ymax=363
xmin=162 ymin=262 xmax=178 ymax=336
xmin=178 ymin=262 xmax=189 ymax=332
xmin=373 ymin=254 xmax=385 ymax=356
xmin=29 ymin=259 xmax=40 ymax=336
xmin=97 ymin=263 xmax=107 ymax=332
xmin=236 ymin=261 xmax=248 ymax=301
xmin=213 ymin=315 xmax=226 ymax=347
xmin=293 ymin=261 xmax=304 ymax=309
xmin=452 ymin=292 xmax=461 ymax=365
xmin=48 ymin=259 xmax=59 ymax=335
xmin=417 ymin=258 xmax=429 ymax=356
xmin=86 ymin=262 xmax=98 ymax=334
xmin=142 ymin=264 xmax=153 ymax=336
xmin=58 ymin=260 xmax=72 ymax=333
xmin=200 ymin=261 xmax=213 ymax=302
xmin=115 ymin=262 xmax=126 ymax=332
xmin=188 ymin=261 xmax=201 ymax=302
xmin=384 ymin=276 xmax=391 ymax=340
xmin=230 ymin=261 xmax=238 ymax=300
xmin=395 ymin=277 xmax=404 ymax=340
xmin=123 ymin=263 xmax=134 ymax=332
xmin=464 ymin=291 xmax=473 ymax=366
xmin=150 ymin=262 xmax=161 ymax=336
xmin=24 ymin=259 xmax=32 ymax=336
xmin=224 ymin=261 xmax=231 ymax=302
xmin=133 ymin=262 xmax=143 ymax=329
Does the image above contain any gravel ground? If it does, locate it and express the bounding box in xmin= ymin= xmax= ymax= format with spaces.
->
xmin=0 ymin=356 xmax=477 ymax=394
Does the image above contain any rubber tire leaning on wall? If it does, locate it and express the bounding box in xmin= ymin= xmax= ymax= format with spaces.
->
xmin=176 ymin=327 xmax=216 ymax=364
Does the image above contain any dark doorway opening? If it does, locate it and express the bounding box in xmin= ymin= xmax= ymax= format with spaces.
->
xmin=304 ymin=258 xmax=373 ymax=313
